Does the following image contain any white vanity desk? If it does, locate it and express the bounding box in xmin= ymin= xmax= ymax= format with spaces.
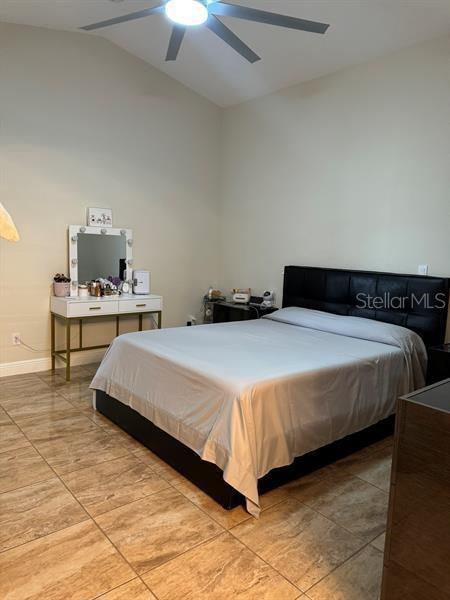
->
xmin=51 ymin=223 xmax=162 ymax=381
xmin=50 ymin=294 xmax=163 ymax=381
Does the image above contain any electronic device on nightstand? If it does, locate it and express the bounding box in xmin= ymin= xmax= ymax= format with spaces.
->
xmin=261 ymin=290 xmax=275 ymax=308
xmin=232 ymin=288 xmax=251 ymax=304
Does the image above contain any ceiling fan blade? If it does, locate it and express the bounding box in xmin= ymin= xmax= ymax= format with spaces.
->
xmin=210 ymin=2 xmax=330 ymax=34
xmin=81 ymin=3 xmax=165 ymax=31
xmin=166 ymin=25 xmax=186 ymax=61
xmin=206 ymin=15 xmax=260 ymax=63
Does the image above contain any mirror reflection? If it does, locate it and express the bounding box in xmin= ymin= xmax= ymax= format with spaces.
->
xmin=77 ymin=233 xmax=126 ymax=283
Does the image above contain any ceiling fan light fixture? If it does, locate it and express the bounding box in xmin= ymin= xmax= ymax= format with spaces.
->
xmin=165 ymin=0 xmax=208 ymax=26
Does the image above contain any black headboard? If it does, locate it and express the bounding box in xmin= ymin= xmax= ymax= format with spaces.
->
xmin=283 ymin=266 xmax=449 ymax=347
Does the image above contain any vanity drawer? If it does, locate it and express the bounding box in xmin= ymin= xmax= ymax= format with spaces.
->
xmin=67 ymin=300 xmax=119 ymax=318
xmin=119 ymin=298 xmax=162 ymax=314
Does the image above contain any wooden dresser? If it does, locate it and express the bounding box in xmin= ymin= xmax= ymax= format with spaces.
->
xmin=381 ymin=379 xmax=450 ymax=599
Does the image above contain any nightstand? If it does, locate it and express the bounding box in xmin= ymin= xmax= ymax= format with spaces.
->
xmin=210 ymin=301 xmax=278 ymax=324
xmin=427 ymin=343 xmax=450 ymax=384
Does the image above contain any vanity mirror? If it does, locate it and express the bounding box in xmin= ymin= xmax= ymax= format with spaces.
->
xmin=68 ymin=225 xmax=133 ymax=297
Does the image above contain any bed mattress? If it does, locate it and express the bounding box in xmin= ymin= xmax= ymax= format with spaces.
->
xmin=91 ymin=307 xmax=426 ymax=515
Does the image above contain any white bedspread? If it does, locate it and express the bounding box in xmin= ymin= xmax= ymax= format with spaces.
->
xmin=91 ymin=307 xmax=426 ymax=516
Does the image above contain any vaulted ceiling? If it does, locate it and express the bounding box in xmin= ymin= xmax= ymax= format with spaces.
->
xmin=1 ymin=0 xmax=449 ymax=106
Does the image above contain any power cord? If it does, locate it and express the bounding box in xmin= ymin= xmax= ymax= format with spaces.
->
xmin=14 ymin=337 xmax=51 ymax=353
xmin=15 ymin=315 xmax=160 ymax=354
xmin=13 ymin=334 xmax=99 ymax=354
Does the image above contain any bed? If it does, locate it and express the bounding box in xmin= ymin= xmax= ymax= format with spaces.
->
xmin=91 ymin=266 xmax=449 ymax=515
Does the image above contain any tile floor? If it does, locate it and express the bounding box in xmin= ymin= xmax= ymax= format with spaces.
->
xmin=0 ymin=365 xmax=393 ymax=600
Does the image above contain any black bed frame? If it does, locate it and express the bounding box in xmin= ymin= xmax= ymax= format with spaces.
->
xmin=96 ymin=266 xmax=449 ymax=510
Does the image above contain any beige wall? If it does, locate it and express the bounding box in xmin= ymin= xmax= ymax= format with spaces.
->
xmin=1 ymin=25 xmax=449 ymax=371
xmin=220 ymin=35 xmax=450 ymax=317
xmin=0 ymin=22 xmax=221 ymax=367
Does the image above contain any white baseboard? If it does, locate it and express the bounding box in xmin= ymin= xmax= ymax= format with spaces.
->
xmin=0 ymin=349 xmax=106 ymax=378
xmin=0 ymin=357 xmax=51 ymax=378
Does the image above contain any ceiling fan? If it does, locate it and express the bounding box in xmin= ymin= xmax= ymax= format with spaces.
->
xmin=81 ymin=0 xmax=330 ymax=63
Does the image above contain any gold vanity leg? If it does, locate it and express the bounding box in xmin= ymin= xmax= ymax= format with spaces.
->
xmin=66 ymin=319 xmax=71 ymax=382
xmin=138 ymin=313 xmax=143 ymax=332
xmin=51 ymin=313 xmax=56 ymax=371
xmin=157 ymin=311 xmax=162 ymax=329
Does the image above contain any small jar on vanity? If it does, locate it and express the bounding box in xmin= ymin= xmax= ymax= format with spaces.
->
xmin=53 ymin=273 xmax=71 ymax=297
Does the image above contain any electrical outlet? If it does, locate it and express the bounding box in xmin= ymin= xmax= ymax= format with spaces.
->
xmin=418 ymin=264 xmax=428 ymax=276
xmin=12 ymin=333 xmax=21 ymax=346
